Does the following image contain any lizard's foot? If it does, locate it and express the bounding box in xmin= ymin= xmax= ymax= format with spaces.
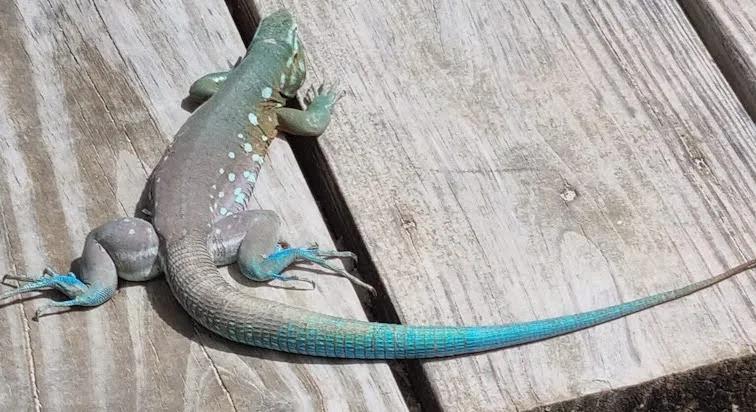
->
xmin=304 ymin=242 xmax=358 ymax=263
xmin=0 ymin=270 xmax=83 ymax=301
xmin=275 ymin=80 xmax=345 ymax=136
xmin=1 ymin=268 xmax=116 ymax=319
xmin=295 ymin=244 xmax=374 ymax=294
xmin=3 ymin=266 xmax=57 ymax=283
xmin=33 ymin=286 xmax=115 ymax=320
xmin=304 ymin=81 xmax=346 ymax=107
xmin=239 ymin=242 xmax=374 ymax=294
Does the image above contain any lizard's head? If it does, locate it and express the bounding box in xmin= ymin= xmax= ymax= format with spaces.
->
xmin=253 ymin=9 xmax=306 ymax=98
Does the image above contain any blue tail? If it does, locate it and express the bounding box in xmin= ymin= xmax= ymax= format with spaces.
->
xmin=269 ymin=259 xmax=755 ymax=358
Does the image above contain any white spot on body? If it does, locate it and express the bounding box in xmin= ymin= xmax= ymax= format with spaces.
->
xmin=243 ymin=143 xmax=254 ymax=153
xmin=215 ymin=228 xmax=222 ymax=235
xmin=261 ymin=87 xmax=273 ymax=99
xmin=234 ymin=187 xmax=242 ymax=195
xmin=128 ymin=229 xmax=136 ymax=235
xmin=228 ymin=173 xmax=236 ymax=182
xmin=243 ymin=170 xmax=257 ymax=183
xmin=218 ymin=191 xmax=225 ymax=198
xmin=234 ymin=193 xmax=246 ymax=205
xmin=219 ymin=168 xmax=225 ymax=174
xmin=252 ymin=154 xmax=264 ymax=164
xmin=237 ymin=133 xmax=244 ymax=139
xmin=248 ymin=113 xmax=258 ymax=125
xmin=220 ymin=207 xmax=228 ymax=215
xmin=228 ymin=151 xmax=235 ymax=159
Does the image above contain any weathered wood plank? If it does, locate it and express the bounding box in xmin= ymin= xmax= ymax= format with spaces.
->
xmin=244 ymin=1 xmax=756 ymax=410
xmin=0 ymin=1 xmax=405 ymax=410
xmin=680 ymin=0 xmax=756 ymax=120
xmin=538 ymin=353 xmax=756 ymax=411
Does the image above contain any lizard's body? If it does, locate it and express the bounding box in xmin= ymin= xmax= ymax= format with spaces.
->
xmin=2 ymin=10 xmax=755 ymax=359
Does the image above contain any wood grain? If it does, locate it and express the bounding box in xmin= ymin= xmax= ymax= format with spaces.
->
xmin=246 ymin=0 xmax=756 ymax=410
xmin=680 ymin=0 xmax=756 ymax=120
xmin=0 ymin=1 xmax=405 ymax=410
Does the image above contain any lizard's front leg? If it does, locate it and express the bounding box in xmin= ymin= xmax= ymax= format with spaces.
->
xmin=275 ymin=82 xmax=345 ymax=136
xmin=189 ymin=71 xmax=229 ymax=102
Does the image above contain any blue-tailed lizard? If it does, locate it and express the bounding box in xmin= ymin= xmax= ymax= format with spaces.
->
xmin=2 ymin=10 xmax=754 ymax=359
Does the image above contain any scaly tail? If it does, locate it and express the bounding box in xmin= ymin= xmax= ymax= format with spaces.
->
xmin=164 ymin=234 xmax=756 ymax=359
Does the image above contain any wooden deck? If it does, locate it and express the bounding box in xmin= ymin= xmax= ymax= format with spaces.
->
xmin=1 ymin=1 xmax=754 ymax=410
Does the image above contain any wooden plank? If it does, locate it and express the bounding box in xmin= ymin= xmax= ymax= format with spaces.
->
xmin=0 ymin=1 xmax=406 ymax=410
xmin=540 ymin=353 xmax=756 ymax=411
xmin=242 ymin=1 xmax=756 ymax=410
xmin=680 ymin=0 xmax=756 ymax=120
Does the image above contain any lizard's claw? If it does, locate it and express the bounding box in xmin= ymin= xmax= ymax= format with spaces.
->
xmin=305 ymin=81 xmax=346 ymax=106
xmin=273 ymin=273 xmax=316 ymax=290
xmin=296 ymin=247 xmax=374 ymax=294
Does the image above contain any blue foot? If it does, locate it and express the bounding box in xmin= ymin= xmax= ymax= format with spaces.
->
xmin=241 ymin=243 xmax=374 ymax=294
xmin=33 ymin=287 xmax=115 ymax=320
xmin=1 ymin=268 xmax=115 ymax=320
xmin=296 ymin=244 xmax=374 ymax=294
xmin=1 ymin=269 xmax=85 ymax=300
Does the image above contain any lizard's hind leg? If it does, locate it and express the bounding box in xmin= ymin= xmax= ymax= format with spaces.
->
xmin=219 ymin=210 xmax=315 ymax=288
xmin=1 ymin=217 xmax=159 ymax=320
xmin=233 ymin=211 xmax=374 ymax=293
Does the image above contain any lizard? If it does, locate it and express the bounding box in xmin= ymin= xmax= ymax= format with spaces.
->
xmin=1 ymin=9 xmax=755 ymax=359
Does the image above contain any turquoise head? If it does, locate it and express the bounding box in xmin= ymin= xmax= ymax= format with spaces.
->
xmin=250 ymin=9 xmax=306 ymax=97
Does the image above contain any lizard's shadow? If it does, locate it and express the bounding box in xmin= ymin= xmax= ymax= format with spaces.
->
xmin=180 ymin=96 xmax=202 ymax=113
